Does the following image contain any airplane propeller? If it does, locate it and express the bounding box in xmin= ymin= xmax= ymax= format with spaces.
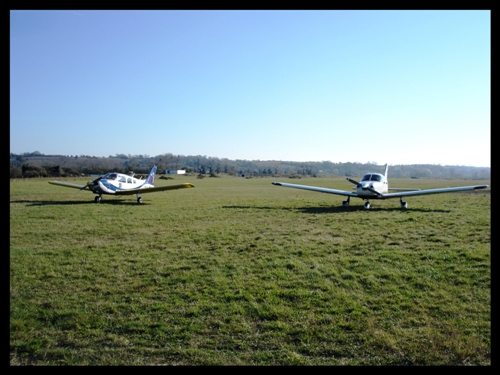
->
xmin=79 ymin=176 xmax=102 ymax=191
xmin=346 ymin=178 xmax=382 ymax=196
xmin=363 ymin=185 xmax=383 ymax=196
xmin=346 ymin=178 xmax=361 ymax=187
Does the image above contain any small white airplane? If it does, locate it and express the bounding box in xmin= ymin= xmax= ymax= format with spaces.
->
xmin=49 ymin=165 xmax=194 ymax=203
xmin=272 ymin=164 xmax=488 ymax=210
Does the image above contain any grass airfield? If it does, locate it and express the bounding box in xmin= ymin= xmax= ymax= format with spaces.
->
xmin=10 ymin=174 xmax=490 ymax=365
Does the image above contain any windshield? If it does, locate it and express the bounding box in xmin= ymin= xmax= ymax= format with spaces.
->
xmin=361 ymin=174 xmax=382 ymax=182
xmin=103 ymin=173 xmax=117 ymax=180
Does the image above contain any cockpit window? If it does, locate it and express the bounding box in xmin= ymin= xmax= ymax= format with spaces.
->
xmin=370 ymin=175 xmax=381 ymax=182
xmin=361 ymin=174 xmax=371 ymax=181
xmin=104 ymin=173 xmax=117 ymax=180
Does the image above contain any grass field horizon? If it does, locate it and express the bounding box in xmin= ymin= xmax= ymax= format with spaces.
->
xmin=10 ymin=174 xmax=490 ymax=365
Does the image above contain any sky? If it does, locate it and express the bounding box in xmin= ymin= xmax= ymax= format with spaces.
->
xmin=10 ymin=10 xmax=490 ymax=167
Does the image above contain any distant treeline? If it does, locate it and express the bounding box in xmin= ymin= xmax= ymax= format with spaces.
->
xmin=10 ymin=151 xmax=490 ymax=180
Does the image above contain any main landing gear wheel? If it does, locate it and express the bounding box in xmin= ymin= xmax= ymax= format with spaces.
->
xmin=342 ymin=197 xmax=351 ymax=207
xmin=401 ymin=200 xmax=408 ymax=209
xmin=95 ymin=196 xmax=101 ymax=203
xmin=364 ymin=202 xmax=370 ymax=210
xmin=137 ymin=197 xmax=143 ymax=204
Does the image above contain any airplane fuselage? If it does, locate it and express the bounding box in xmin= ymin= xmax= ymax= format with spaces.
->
xmin=355 ymin=173 xmax=388 ymax=197
xmin=88 ymin=172 xmax=152 ymax=195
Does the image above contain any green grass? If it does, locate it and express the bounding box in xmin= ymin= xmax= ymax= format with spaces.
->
xmin=10 ymin=175 xmax=490 ymax=365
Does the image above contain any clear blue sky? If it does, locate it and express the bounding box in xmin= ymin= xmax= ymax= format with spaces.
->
xmin=10 ymin=10 xmax=490 ymax=167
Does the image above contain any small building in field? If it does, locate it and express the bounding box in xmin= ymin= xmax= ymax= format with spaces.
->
xmin=165 ymin=169 xmax=186 ymax=175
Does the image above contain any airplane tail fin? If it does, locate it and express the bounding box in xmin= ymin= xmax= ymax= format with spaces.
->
xmin=383 ymin=164 xmax=388 ymax=178
xmin=145 ymin=165 xmax=157 ymax=185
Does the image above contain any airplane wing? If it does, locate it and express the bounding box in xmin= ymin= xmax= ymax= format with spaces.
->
xmin=388 ymin=188 xmax=421 ymax=191
xmin=379 ymin=184 xmax=488 ymax=198
xmin=271 ymin=182 xmax=358 ymax=197
xmin=49 ymin=180 xmax=194 ymax=194
xmin=272 ymin=182 xmax=488 ymax=199
xmin=112 ymin=183 xmax=195 ymax=195
xmin=48 ymin=181 xmax=89 ymax=190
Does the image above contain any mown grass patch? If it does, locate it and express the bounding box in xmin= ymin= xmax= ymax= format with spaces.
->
xmin=10 ymin=175 xmax=490 ymax=365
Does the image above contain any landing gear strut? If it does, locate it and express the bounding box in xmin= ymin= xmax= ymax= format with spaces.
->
xmin=400 ymin=197 xmax=408 ymax=209
xmin=342 ymin=197 xmax=350 ymax=207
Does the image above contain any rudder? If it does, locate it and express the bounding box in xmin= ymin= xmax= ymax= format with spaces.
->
xmin=145 ymin=166 xmax=157 ymax=185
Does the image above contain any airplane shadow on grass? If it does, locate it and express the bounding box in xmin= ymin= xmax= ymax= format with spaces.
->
xmin=13 ymin=200 xmax=452 ymax=212
xmin=222 ymin=205 xmax=451 ymax=214
xmin=11 ymin=199 xmax=146 ymax=206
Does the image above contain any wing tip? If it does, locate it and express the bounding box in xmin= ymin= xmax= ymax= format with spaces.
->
xmin=272 ymin=182 xmax=282 ymax=186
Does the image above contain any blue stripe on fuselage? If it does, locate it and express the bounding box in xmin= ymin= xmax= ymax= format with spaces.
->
xmin=98 ymin=180 xmax=120 ymax=194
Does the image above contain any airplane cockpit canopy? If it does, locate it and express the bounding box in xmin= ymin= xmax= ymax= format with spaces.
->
xmin=103 ymin=173 xmax=118 ymax=180
xmin=361 ymin=174 xmax=382 ymax=182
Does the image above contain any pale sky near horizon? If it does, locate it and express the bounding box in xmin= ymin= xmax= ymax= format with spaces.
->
xmin=10 ymin=10 xmax=490 ymax=167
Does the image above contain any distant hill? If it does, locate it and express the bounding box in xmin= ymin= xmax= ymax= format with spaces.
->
xmin=9 ymin=152 xmax=490 ymax=179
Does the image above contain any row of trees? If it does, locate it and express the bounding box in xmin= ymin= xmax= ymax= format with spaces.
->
xmin=10 ymin=152 xmax=490 ymax=180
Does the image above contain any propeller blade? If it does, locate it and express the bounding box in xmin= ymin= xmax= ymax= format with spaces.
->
xmin=79 ymin=176 xmax=102 ymax=191
xmin=346 ymin=178 xmax=383 ymax=196
xmin=364 ymin=186 xmax=383 ymax=196
xmin=346 ymin=178 xmax=361 ymax=187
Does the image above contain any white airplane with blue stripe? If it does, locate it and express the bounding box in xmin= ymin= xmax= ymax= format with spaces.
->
xmin=49 ymin=165 xmax=194 ymax=203
xmin=272 ymin=163 xmax=488 ymax=210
